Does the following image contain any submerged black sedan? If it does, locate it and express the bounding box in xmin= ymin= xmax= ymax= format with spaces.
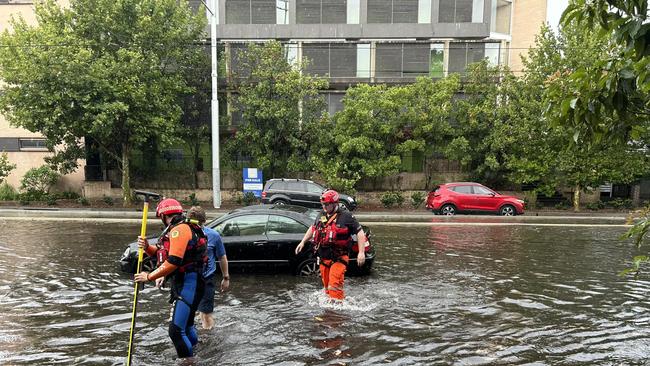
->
xmin=120 ymin=204 xmax=375 ymax=276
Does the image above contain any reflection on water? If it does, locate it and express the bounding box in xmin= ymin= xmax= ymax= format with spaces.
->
xmin=0 ymin=220 xmax=648 ymax=365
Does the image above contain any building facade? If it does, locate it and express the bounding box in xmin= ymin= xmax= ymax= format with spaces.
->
xmin=0 ymin=0 xmax=84 ymax=192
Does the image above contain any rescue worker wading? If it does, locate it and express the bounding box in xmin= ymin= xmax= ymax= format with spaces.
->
xmin=134 ymin=198 xmax=207 ymax=359
xmin=295 ymin=189 xmax=367 ymax=301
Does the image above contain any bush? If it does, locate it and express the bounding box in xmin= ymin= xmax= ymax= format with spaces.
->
xmin=57 ymin=191 xmax=80 ymax=200
xmin=103 ymin=195 xmax=114 ymax=206
xmin=242 ymin=192 xmax=259 ymax=206
xmin=186 ymin=193 xmax=200 ymax=207
xmin=77 ymin=196 xmax=89 ymax=206
xmin=0 ymin=152 xmax=16 ymax=184
xmin=0 ymin=182 xmax=17 ymax=201
xmin=554 ymin=201 xmax=571 ymax=210
xmin=20 ymin=166 xmax=59 ymax=195
xmin=380 ymin=191 xmax=405 ymax=208
xmin=410 ymin=191 xmax=426 ymax=208
xmin=46 ymin=194 xmax=57 ymax=206
xmin=606 ymin=198 xmax=633 ymax=210
xmin=586 ymin=201 xmax=605 ymax=210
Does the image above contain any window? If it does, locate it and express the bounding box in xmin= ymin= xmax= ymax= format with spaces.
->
xmin=277 ymin=0 xmax=289 ymax=24
xmin=430 ymin=44 xmax=444 ymax=78
xmin=267 ymin=215 xmax=308 ymax=235
xmin=448 ymin=42 xmax=490 ymax=75
xmin=215 ymin=215 xmax=268 ymax=237
xmin=19 ymin=138 xmax=48 ymax=151
xmin=451 ymin=185 xmax=472 ymax=194
xmin=418 ymin=0 xmax=431 ymax=23
xmin=226 ymin=0 xmax=276 ymax=24
xmin=324 ymin=93 xmax=345 ymax=116
xmin=303 ymin=43 xmax=357 ymax=77
xmin=306 ymin=182 xmax=324 ymax=194
xmin=357 ymin=44 xmax=371 ymax=78
xmin=490 ymin=0 xmax=512 ymax=34
xmin=286 ymin=181 xmax=304 ymax=191
xmin=473 ymin=186 xmax=494 ymax=195
xmin=269 ymin=181 xmax=287 ymax=190
xmin=376 ymin=43 xmax=430 ymax=78
xmin=368 ymin=0 xmax=418 ymax=23
xmin=439 ymin=0 xmax=483 ymax=23
xmin=297 ymin=0 xmax=346 ymax=24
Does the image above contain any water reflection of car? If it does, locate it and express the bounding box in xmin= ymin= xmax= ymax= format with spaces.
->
xmin=426 ymin=182 xmax=525 ymax=216
xmin=120 ymin=205 xmax=375 ymax=276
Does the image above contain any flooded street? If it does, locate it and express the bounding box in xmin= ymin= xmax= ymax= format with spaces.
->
xmin=0 ymin=219 xmax=649 ymax=365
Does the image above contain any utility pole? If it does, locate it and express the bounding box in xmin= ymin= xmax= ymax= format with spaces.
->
xmin=207 ymin=0 xmax=221 ymax=208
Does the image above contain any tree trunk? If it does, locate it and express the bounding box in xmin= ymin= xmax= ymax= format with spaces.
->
xmin=573 ymin=185 xmax=581 ymax=212
xmin=122 ymin=143 xmax=132 ymax=206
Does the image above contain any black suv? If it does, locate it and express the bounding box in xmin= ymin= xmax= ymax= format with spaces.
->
xmin=261 ymin=178 xmax=357 ymax=211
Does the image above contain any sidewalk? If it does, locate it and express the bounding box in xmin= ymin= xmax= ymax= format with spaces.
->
xmin=0 ymin=206 xmax=634 ymax=223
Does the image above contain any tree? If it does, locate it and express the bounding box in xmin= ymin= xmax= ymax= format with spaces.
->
xmin=0 ymin=153 xmax=16 ymax=184
xmin=0 ymin=0 xmax=207 ymax=205
xmin=222 ymin=41 xmax=327 ymax=178
xmin=313 ymin=76 xmax=458 ymax=192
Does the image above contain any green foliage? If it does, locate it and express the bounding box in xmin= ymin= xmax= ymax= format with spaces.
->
xmin=410 ymin=191 xmax=426 ymax=208
xmin=0 ymin=153 xmax=16 ymax=184
xmin=554 ymin=201 xmax=571 ymax=210
xmin=606 ymin=198 xmax=633 ymax=210
xmin=46 ymin=194 xmax=57 ymax=206
xmin=313 ymin=76 xmax=458 ymax=190
xmin=222 ymin=41 xmax=328 ymax=178
xmin=242 ymin=192 xmax=258 ymax=206
xmin=380 ymin=191 xmax=405 ymax=208
xmin=0 ymin=182 xmax=17 ymax=200
xmin=20 ymin=166 xmax=59 ymax=195
xmin=56 ymin=191 xmax=80 ymax=200
xmin=185 ymin=193 xmax=200 ymax=207
xmin=77 ymin=196 xmax=89 ymax=206
xmin=0 ymin=0 xmax=208 ymax=205
xmin=586 ymin=201 xmax=605 ymax=210
xmin=102 ymin=195 xmax=114 ymax=206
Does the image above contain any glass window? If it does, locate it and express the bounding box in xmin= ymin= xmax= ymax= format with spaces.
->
xmin=323 ymin=0 xmax=347 ymax=23
xmin=297 ymin=0 xmax=346 ymax=24
xmin=448 ymin=42 xmax=486 ymax=75
xmin=393 ymin=0 xmax=418 ymax=23
xmin=485 ymin=43 xmax=500 ymax=65
xmin=306 ymin=183 xmax=324 ymax=193
xmin=19 ymin=138 xmax=48 ymax=151
xmin=330 ymin=44 xmax=356 ymax=77
xmin=252 ymin=0 xmax=276 ymax=23
xmin=402 ymin=43 xmax=430 ymax=77
xmin=368 ymin=0 xmax=417 ymax=23
xmin=439 ymin=0 xmax=483 ymax=23
xmin=367 ymin=0 xmax=391 ymax=23
xmin=455 ymin=0 xmax=473 ymax=22
xmin=439 ymin=0 xmax=455 ymax=22
xmin=452 ymin=185 xmax=473 ymax=194
xmin=491 ymin=0 xmax=511 ymax=34
xmin=267 ymin=215 xmax=309 ymax=235
xmin=357 ymin=44 xmax=371 ymax=78
xmin=286 ymin=181 xmax=304 ymax=191
xmin=325 ymin=93 xmax=345 ymax=116
xmin=215 ymin=215 xmax=269 ymax=237
xmin=297 ymin=0 xmax=321 ymax=23
xmin=472 ymin=0 xmax=484 ymax=23
xmin=473 ymin=186 xmax=494 ymax=195
xmin=376 ymin=44 xmax=402 ymax=77
xmin=284 ymin=43 xmax=298 ymax=65
xmin=430 ymin=44 xmax=444 ymax=78
xmin=303 ymin=44 xmax=330 ymax=76
xmin=418 ymin=0 xmax=431 ymax=23
xmin=269 ymin=181 xmax=286 ymax=190
xmin=347 ymin=0 xmax=360 ymax=24
xmin=277 ymin=0 xmax=289 ymax=24
xmin=226 ymin=0 xmax=250 ymax=24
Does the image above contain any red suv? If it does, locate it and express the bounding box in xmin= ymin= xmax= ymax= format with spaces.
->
xmin=426 ymin=182 xmax=525 ymax=216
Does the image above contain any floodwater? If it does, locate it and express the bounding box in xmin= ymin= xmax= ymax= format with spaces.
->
xmin=0 ymin=219 xmax=649 ymax=365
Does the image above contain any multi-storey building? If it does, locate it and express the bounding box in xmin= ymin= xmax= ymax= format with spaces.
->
xmin=213 ymin=0 xmax=514 ymax=117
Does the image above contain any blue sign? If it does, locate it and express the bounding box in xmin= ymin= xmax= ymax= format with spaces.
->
xmin=243 ymin=168 xmax=263 ymax=197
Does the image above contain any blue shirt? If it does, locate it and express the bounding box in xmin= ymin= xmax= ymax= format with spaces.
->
xmin=202 ymin=226 xmax=226 ymax=278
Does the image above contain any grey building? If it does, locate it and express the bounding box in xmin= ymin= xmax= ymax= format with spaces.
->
xmin=204 ymin=0 xmax=513 ymax=120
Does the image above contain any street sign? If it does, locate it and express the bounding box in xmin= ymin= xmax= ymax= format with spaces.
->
xmin=243 ymin=168 xmax=263 ymax=197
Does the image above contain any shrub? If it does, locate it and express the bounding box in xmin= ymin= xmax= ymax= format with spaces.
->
xmin=554 ymin=201 xmax=571 ymax=210
xmin=58 ymin=191 xmax=80 ymax=200
xmin=186 ymin=193 xmax=200 ymax=207
xmin=380 ymin=191 xmax=405 ymax=208
xmin=0 ymin=152 xmax=16 ymax=184
xmin=103 ymin=195 xmax=114 ymax=206
xmin=607 ymin=198 xmax=633 ymax=210
xmin=242 ymin=191 xmax=259 ymax=206
xmin=586 ymin=201 xmax=605 ymax=210
xmin=20 ymin=166 xmax=59 ymax=195
xmin=0 ymin=182 xmax=17 ymax=201
xmin=77 ymin=196 xmax=89 ymax=206
xmin=46 ymin=194 xmax=57 ymax=206
xmin=410 ymin=191 xmax=426 ymax=208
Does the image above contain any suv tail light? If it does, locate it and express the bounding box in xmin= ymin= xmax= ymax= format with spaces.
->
xmin=261 ymin=191 xmax=267 ymax=198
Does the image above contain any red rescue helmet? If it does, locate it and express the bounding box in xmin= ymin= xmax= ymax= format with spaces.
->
xmin=156 ymin=198 xmax=183 ymax=217
xmin=320 ymin=189 xmax=339 ymax=204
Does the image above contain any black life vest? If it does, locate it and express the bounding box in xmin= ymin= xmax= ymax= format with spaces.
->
xmin=156 ymin=215 xmax=208 ymax=275
xmin=312 ymin=212 xmax=353 ymax=260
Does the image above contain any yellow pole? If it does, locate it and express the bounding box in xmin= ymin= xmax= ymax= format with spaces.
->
xmin=126 ymin=200 xmax=149 ymax=366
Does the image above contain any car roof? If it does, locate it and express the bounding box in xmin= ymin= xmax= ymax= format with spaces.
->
xmin=443 ymin=182 xmax=483 ymax=186
xmin=266 ymin=178 xmax=317 ymax=184
xmin=230 ymin=204 xmax=314 ymax=214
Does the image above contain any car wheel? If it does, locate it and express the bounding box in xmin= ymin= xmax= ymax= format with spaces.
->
xmin=295 ymin=258 xmax=319 ymax=276
xmin=440 ymin=204 xmax=456 ymax=216
xmin=273 ymin=199 xmax=288 ymax=206
xmin=499 ymin=205 xmax=516 ymax=216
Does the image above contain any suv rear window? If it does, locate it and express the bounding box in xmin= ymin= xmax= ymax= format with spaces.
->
xmin=268 ymin=181 xmax=286 ymax=190
xmin=286 ymin=181 xmax=304 ymax=191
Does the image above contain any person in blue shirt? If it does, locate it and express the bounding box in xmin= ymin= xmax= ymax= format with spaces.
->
xmin=188 ymin=206 xmax=229 ymax=330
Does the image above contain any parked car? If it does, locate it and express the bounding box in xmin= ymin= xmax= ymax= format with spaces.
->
xmin=425 ymin=182 xmax=525 ymax=216
xmin=261 ymin=178 xmax=357 ymax=211
xmin=119 ymin=204 xmax=375 ymax=276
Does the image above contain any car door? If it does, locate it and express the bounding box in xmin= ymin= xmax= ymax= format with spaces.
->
xmin=451 ymin=185 xmax=478 ymax=210
xmin=473 ymin=185 xmax=500 ymax=211
xmin=212 ymin=214 xmax=269 ymax=264
xmin=265 ymin=214 xmax=310 ymax=262
xmin=304 ymin=182 xmax=325 ymax=208
xmin=285 ymin=181 xmax=309 ymax=206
